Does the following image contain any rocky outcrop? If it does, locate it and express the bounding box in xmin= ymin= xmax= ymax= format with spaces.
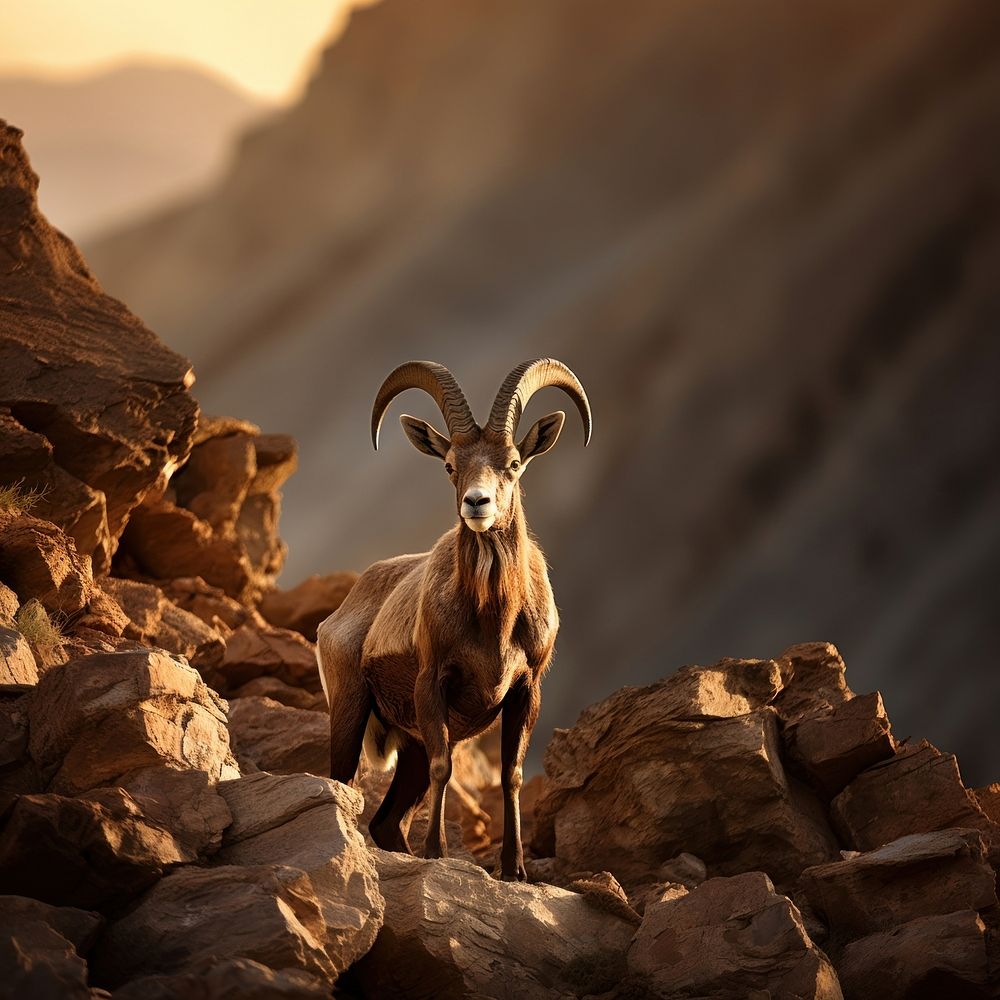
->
xmin=258 ymin=571 xmax=358 ymax=641
xmin=0 ymin=121 xmax=197 ymax=575
xmin=227 ymin=696 xmax=329 ymax=776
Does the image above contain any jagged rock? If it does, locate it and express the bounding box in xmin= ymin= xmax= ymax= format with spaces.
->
xmin=974 ymin=783 xmax=1000 ymax=825
xmin=230 ymin=675 xmax=324 ymax=709
xmin=798 ymin=829 xmax=997 ymax=939
xmin=0 ymin=696 xmax=38 ymax=814
xmin=567 ymin=870 xmax=642 ymax=926
xmin=92 ymin=864 xmax=337 ymax=988
xmin=216 ymin=772 xmax=383 ymax=973
xmin=772 ymin=642 xmax=855 ymax=723
xmin=0 ymin=512 xmax=94 ymax=615
xmin=258 ymin=571 xmax=358 ymax=641
xmin=0 ymin=625 xmax=37 ymax=686
xmin=627 ymin=871 xmax=841 ymax=999
xmin=112 ymin=958 xmax=329 ymax=999
xmin=120 ymin=499 xmax=256 ymax=603
xmin=831 ymin=741 xmax=1000 ymax=859
xmin=174 ymin=428 xmax=257 ymax=532
xmin=0 ymin=894 xmax=102 ymax=1000
xmin=0 ymin=581 xmax=18 ymax=623
xmin=101 ymin=576 xmax=225 ymax=668
xmin=27 ymin=649 xmax=238 ymax=794
xmin=75 ymin=588 xmax=130 ymax=638
xmin=535 ymin=657 xmax=838 ymax=886
xmin=784 ymin=691 xmax=896 ymax=797
xmin=161 ymin=575 xmax=258 ymax=633
xmin=837 ymin=910 xmax=989 ymax=1000
xmin=210 ymin=622 xmax=318 ymax=693
xmin=353 ymin=851 xmax=637 ymax=999
xmin=0 ymin=776 xmax=229 ymax=909
xmin=0 ymin=122 xmax=197 ymax=575
xmin=227 ymin=697 xmax=328 ymax=775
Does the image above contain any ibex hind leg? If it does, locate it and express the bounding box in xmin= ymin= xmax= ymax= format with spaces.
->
xmin=317 ymin=639 xmax=371 ymax=785
xmin=369 ymin=738 xmax=430 ymax=854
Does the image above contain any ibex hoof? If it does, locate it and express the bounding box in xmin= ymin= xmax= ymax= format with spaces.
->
xmin=499 ymin=864 xmax=528 ymax=882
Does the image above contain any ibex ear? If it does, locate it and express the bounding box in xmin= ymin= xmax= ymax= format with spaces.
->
xmin=400 ymin=415 xmax=451 ymax=459
xmin=517 ymin=411 xmax=565 ymax=466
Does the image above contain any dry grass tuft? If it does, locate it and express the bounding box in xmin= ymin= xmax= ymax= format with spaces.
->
xmin=0 ymin=480 xmax=49 ymax=515
xmin=15 ymin=599 xmax=63 ymax=650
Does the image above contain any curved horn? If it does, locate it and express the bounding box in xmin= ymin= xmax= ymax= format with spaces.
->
xmin=371 ymin=361 xmax=476 ymax=449
xmin=487 ymin=358 xmax=592 ymax=445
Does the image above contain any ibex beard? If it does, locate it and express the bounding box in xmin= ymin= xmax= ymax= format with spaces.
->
xmin=316 ymin=359 xmax=591 ymax=881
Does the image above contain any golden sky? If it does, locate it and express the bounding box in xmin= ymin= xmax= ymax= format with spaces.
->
xmin=0 ymin=0 xmax=374 ymax=102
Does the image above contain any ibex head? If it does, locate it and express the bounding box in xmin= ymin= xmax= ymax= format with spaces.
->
xmin=372 ymin=359 xmax=591 ymax=533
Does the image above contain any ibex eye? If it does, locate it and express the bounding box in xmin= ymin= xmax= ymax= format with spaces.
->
xmin=445 ymin=463 xmax=454 ymax=475
xmin=510 ymin=460 xmax=520 ymax=471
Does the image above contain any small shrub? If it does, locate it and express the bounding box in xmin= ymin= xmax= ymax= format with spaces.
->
xmin=0 ymin=480 xmax=48 ymax=515
xmin=15 ymin=599 xmax=63 ymax=650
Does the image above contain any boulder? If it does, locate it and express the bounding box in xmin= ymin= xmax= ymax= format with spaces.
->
xmin=0 ymin=625 xmax=37 ymax=686
xmin=112 ymin=958 xmax=329 ymax=999
xmin=831 ymin=741 xmax=1000 ymax=859
xmin=352 ymin=851 xmax=637 ymax=999
xmin=258 ymin=571 xmax=358 ymax=641
xmin=75 ymin=587 xmax=130 ymax=638
xmin=0 ymin=894 xmax=102 ymax=1000
xmin=230 ymin=675 xmax=324 ymax=710
xmin=784 ymin=691 xmax=896 ymax=797
xmin=772 ymin=641 xmax=855 ymax=723
xmin=0 ymin=580 xmax=18 ymax=623
xmin=798 ymin=829 xmax=997 ymax=939
xmin=227 ymin=697 xmax=328 ymax=776
xmin=0 ymin=778 xmax=228 ymax=909
xmin=101 ymin=576 xmax=225 ymax=668
xmin=162 ymin=575 xmax=258 ymax=633
xmin=0 ymin=122 xmax=197 ymax=575
xmin=535 ymin=659 xmax=837 ymax=885
xmin=27 ymin=649 xmax=238 ymax=794
xmin=92 ymin=864 xmax=337 ymax=988
xmin=0 ymin=696 xmax=39 ymax=813
xmin=837 ymin=910 xmax=989 ymax=1000
xmin=216 ymin=772 xmax=384 ymax=972
xmin=173 ymin=428 xmax=257 ymax=532
xmin=627 ymin=871 xmax=842 ymax=999
xmin=0 ymin=512 xmax=94 ymax=615
xmin=210 ymin=622 xmax=319 ymax=693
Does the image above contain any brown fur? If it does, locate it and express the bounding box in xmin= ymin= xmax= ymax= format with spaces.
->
xmin=318 ymin=370 xmax=583 ymax=880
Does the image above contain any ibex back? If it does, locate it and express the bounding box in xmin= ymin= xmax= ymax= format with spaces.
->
xmin=316 ymin=359 xmax=591 ymax=880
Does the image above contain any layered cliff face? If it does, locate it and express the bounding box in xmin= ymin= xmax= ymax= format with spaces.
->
xmin=86 ymin=0 xmax=1000 ymax=782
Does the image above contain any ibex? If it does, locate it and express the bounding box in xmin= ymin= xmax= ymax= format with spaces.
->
xmin=316 ymin=359 xmax=591 ymax=879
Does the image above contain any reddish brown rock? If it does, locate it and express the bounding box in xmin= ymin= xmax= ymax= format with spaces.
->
xmin=0 ymin=894 xmax=102 ymax=1000
xmin=534 ymin=659 xmax=837 ymax=886
xmin=0 ymin=512 xmax=94 ymax=616
xmin=0 ymin=625 xmax=38 ymax=686
xmin=111 ymin=958 xmax=329 ymax=999
xmin=230 ymin=675 xmax=324 ymax=709
xmin=837 ymin=910 xmax=989 ymax=1000
xmin=227 ymin=696 xmax=328 ymax=775
xmin=798 ymin=829 xmax=997 ymax=939
xmin=974 ymin=783 xmax=1000 ymax=825
xmin=627 ymin=871 xmax=842 ymax=999
xmin=174 ymin=428 xmax=257 ymax=533
xmin=0 ymin=776 xmax=229 ymax=909
xmin=92 ymin=864 xmax=337 ymax=988
xmin=784 ymin=691 xmax=896 ymax=797
xmin=162 ymin=575 xmax=258 ymax=633
xmin=773 ymin=641 xmax=855 ymax=724
xmin=210 ymin=621 xmax=318 ymax=693
xmin=0 ymin=696 xmax=39 ymax=813
xmin=120 ymin=499 xmax=256 ymax=603
xmin=75 ymin=587 xmax=130 ymax=638
xmin=0 ymin=581 xmax=18 ymax=623
xmin=258 ymin=571 xmax=358 ymax=641
xmin=27 ymin=649 xmax=238 ymax=794
xmin=831 ymin=741 xmax=1000 ymax=859
xmin=100 ymin=576 xmax=225 ymax=668
xmin=0 ymin=122 xmax=197 ymax=575
xmin=353 ymin=851 xmax=637 ymax=999
xmin=216 ymin=772 xmax=384 ymax=972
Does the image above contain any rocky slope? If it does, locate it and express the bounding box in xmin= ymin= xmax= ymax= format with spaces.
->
xmin=2 ymin=121 xmax=999 ymax=997
xmin=86 ymin=0 xmax=1000 ymax=783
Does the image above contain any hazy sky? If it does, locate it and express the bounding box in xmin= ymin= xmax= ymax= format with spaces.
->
xmin=0 ymin=0 xmax=375 ymax=101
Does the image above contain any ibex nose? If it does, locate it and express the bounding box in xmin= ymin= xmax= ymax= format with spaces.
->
xmin=463 ymin=489 xmax=492 ymax=508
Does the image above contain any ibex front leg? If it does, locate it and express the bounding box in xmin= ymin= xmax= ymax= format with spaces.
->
xmin=499 ymin=678 xmax=540 ymax=881
xmin=415 ymin=665 xmax=452 ymax=859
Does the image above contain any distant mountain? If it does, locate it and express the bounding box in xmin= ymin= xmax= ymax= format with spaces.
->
xmin=0 ymin=63 xmax=269 ymax=239
xmin=87 ymin=0 xmax=1000 ymax=781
